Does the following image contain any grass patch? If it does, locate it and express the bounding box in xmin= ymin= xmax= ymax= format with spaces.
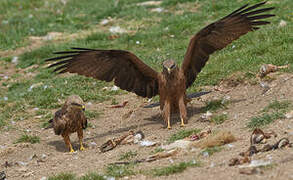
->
xmin=210 ymin=114 xmax=228 ymax=124
xmin=201 ymin=146 xmax=223 ymax=156
xmin=149 ymin=160 xmax=200 ymax=177
xmin=262 ymin=100 xmax=291 ymax=113
xmin=248 ymin=100 xmax=291 ymax=129
xmin=201 ymin=99 xmax=228 ymax=112
xmin=119 ymin=151 xmax=137 ymax=161
xmin=48 ymin=173 xmax=76 ymax=180
xmin=79 ymin=173 xmax=105 ymax=180
xmin=105 ymin=164 xmax=135 ymax=178
xmin=168 ymin=128 xmax=200 ymax=143
xmin=247 ymin=112 xmax=285 ymax=129
xmin=150 ymin=147 xmax=164 ymax=154
xmin=15 ymin=134 xmax=40 ymax=144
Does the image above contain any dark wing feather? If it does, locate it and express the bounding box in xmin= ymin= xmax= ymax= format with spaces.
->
xmin=181 ymin=2 xmax=274 ymax=88
xmin=46 ymin=48 xmax=159 ymax=98
xmin=52 ymin=109 xmax=67 ymax=135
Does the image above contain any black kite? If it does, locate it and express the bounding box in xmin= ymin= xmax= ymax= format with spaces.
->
xmin=48 ymin=95 xmax=87 ymax=152
xmin=46 ymin=2 xmax=274 ymax=129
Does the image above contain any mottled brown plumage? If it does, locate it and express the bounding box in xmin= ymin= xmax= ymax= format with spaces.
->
xmin=46 ymin=2 xmax=274 ymax=129
xmin=49 ymin=95 xmax=87 ymax=152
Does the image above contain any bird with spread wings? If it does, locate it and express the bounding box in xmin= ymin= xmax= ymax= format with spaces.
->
xmin=46 ymin=2 xmax=274 ymax=129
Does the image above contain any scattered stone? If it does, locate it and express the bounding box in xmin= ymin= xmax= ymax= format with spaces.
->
xmin=89 ymin=142 xmax=97 ymax=148
xmin=150 ymin=7 xmax=164 ymax=13
xmin=16 ymin=161 xmax=28 ymax=166
xmin=40 ymin=177 xmax=47 ymax=180
xmin=137 ymin=1 xmax=162 ymax=6
xmin=23 ymin=171 xmax=34 ymax=177
xmin=162 ymin=139 xmax=192 ymax=150
xmin=278 ymin=20 xmax=287 ymax=27
xmin=285 ymin=110 xmax=293 ymax=119
xmin=100 ymin=19 xmax=110 ymax=26
xmin=200 ymin=111 xmax=213 ymax=121
xmin=109 ymin=26 xmax=126 ymax=34
xmin=139 ymin=140 xmax=157 ymax=147
xmin=12 ymin=56 xmax=19 ymax=64
xmin=111 ymin=85 xmax=119 ymax=91
xmin=239 ymin=159 xmax=271 ymax=168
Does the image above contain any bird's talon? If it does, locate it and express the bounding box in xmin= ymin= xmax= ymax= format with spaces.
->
xmin=69 ymin=149 xmax=75 ymax=153
xmin=80 ymin=146 xmax=85 ymax=151
xmin=180 ymin=123 xmax=185 ymax=127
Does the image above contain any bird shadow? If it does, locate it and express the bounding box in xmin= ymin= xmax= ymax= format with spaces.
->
xmin=84 ymin=121 xmax=159 ymax=141
xmin=47 ymin=138 xmax=87 ymax=152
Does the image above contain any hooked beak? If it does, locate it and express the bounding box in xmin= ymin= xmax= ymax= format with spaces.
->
xmin=167 ymin=68 xmax=171 ymax=74
xmin=82 ymin=105 xmax=85 ymax=111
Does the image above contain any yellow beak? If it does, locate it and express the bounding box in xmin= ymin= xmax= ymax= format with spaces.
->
xmin=82 ymin=105 xmax=85 ymax=111
xmin=167 ymin=68 xmax=171 ymax=74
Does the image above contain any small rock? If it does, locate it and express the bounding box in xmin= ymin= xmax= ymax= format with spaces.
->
xmin=279 ymin=20 xmax=287 ymax=27
xmin=3 ymin=97 xmax=8 ymax=101
xmin=202 ymin=151 xmax=209 ymax=157
xmin=285 ymin=111 xmax=293 ymax=119
xmin=89 ymin=142 xmax=97 ymax=148
xmin=12 ymin=56 xmax=19 ymax=64
xmin=200 ymin=111 xmax=212 ymax=120
xmin=16 ymin=161 xmax=28 ymax=166
xmin=109 ymin=26 xmax=126 ymax=34
xmin=150 ymin=7 xmax=164 ymax=13
xmin=137 ymin=1 xmax=162 ymax=6
xmin=28 ymin=154 xmax=38 ymax=161
xmin=40 ymin=177 xmax=47 ymax=180
xmin=239 ymin=160 xmax=271 ymax=168
xmin=110 ymin=85 xmax=119 ymax=91
xmin=139 ymin=140 xmax=157 ymax=147
xmin=100 ymin=19 xmax=110 ymax=25
xmin=23 ymin=171 xmax=33 ymax=177
xmin=41 ymin=154 xmax=47 ymax=159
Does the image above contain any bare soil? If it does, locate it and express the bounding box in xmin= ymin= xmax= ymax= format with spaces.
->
xmin=1 ymin=72 xmax=293 ymax=180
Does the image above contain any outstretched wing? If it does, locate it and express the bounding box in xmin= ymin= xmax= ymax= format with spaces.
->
xmin=181 ymin=2 xmax=274 ymax=88
xmin=46 ymin=48 xmax=159 ymax=98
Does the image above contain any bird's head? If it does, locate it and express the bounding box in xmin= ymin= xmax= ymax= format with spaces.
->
xmin=71 ymin=102 xmax=86 ymax=111
xmin=65 ymin=95 xmax=85 ymax=111
xmin=162 ymin=59 xmax=177 ymax=75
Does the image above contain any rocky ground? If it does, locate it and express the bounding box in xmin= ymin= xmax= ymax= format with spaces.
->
xmin=1 ymin=71 xmax=293 ymax=180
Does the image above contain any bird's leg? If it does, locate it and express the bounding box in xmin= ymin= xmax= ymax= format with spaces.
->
xmin=179 ymin=97 xmax=187 ymax=127
xmin=77 ymin=129 xmax=85 ymax=151
xmin=63 ymin=135 xmax=74 ymax=153
xmin=163 ymin=102 xmax=171 ymax=129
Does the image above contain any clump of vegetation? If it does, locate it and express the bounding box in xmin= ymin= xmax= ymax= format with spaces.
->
xmin=211 ymin=114 xmax=228 ymax=124
xmin=168 ymin=128 xmax=200 ymax=143
xmin=248 ymin=100 xmax=291 ymax=129
xmin=119 ymin=151 xmax=137 ymax=161
xmin=48 ymin=173 xmax=76 ymax=180
xmin=150 ymin=160 xmax=200 ymax=177
xmin=105 ymin=164 xmax=135 ymax=178
xmin=150 ymin=147 xmax=164 ymax=154
xmin=201 ymin=146 xmax=223 ymax=156
xmin=202 ymin=99 xmax=229 ymax=112
xmin=15 ymin=134 xmax=40 ymax=144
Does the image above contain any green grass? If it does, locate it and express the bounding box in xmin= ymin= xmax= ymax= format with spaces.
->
xmin=247 ymin=100 xmax=292 ymax=129
xmin=49 ymin=172 xmax=105 ymax=180
xmin=105 ymin=164 xmax=135 ymax=178
xmin=149 ymin=160 xmax=200 ymax=177
xmin=247 ymin=112 xmax=285 ymax=129
xmin=15 ymin=134 xmax=40 ymax=144
xmin=119 ymin=151 xmax=138 ymax=161
xmin=150 ymin=147 xmax=164 ymax=154
xmin=201 ymin=99 xmax=229 ymax=112
xmin=201 ymin=146 xmax=223 ymax=156
xmin=210 ymin=114 xmax=228 ymax=124
xmin=168 ymin=128 xmax=200 ymax=143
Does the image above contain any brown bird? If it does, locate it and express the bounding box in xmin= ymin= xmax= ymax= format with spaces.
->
xmin=46 ymin=2 xmax=274 ymax=129
xmin=48 ymin=95 xmax=87 ymax=152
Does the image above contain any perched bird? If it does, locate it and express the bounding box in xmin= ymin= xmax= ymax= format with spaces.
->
xmin=48 ymin=95 xmax=87 ymax=152
xmin=46 ymin=2 xmax=274 ymax=129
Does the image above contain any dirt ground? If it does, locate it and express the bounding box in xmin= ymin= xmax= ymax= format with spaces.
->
xmin=1 ymin=71 xmax=293 ymax=180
